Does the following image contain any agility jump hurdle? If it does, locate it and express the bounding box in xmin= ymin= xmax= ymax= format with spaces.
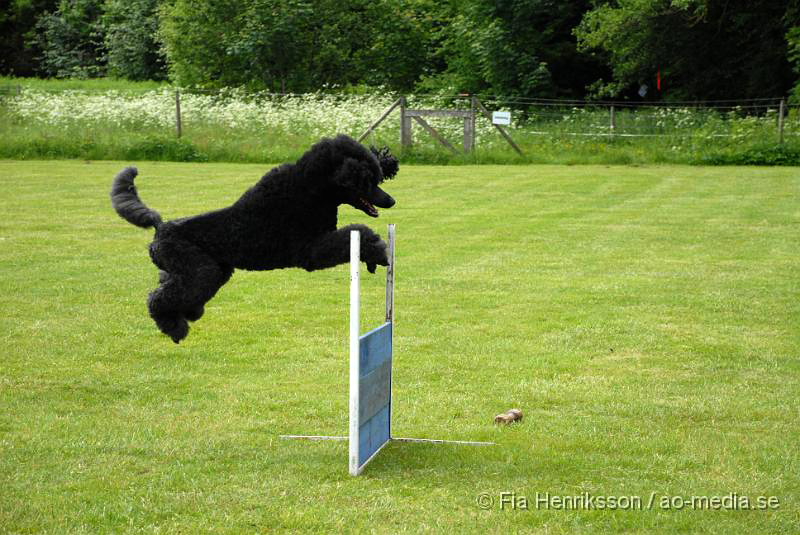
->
xmin=282 ymin=224 xmax=494 ymax=475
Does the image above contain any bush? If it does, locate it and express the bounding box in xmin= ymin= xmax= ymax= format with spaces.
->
xmin=124 ymin=136 xmax=207 ymax=162
xmin=698 ymin=144 xmax=800 ymax=166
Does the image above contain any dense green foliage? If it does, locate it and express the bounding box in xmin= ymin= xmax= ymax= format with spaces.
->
xmin=0 ymin=0 xmax=58 ymax=76
xmin=30 ymin=0 xmax=106 ymax=78
xmin=158 ymin=0 xmax=436 ymax=92
xmin=103 ymin=0 xmax=165 ymax=80
xmin=420 ymin=0 xmax=606 ymax=98
xmin=575 ymin=0 xmax=799 ymax=100
xmin=787 ymin=25 xmax=800 ymax=102
xmin=2 ymin=0 xmax=800 ymax=99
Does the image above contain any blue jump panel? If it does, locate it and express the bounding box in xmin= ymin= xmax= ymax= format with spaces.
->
xmin=357 ymin=322 xmax=392 ymax=467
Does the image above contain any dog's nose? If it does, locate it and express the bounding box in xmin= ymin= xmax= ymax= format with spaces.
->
xmin=373 ymin=187 xmax=395 ymax=209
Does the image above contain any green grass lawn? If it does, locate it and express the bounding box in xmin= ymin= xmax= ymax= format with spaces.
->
xmin=1 ymin=160 xmax=798 ymax=533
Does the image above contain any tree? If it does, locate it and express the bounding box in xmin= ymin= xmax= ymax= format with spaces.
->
xmin=354 ymin=0 xmax=440 ymax=91
xmin=30 ymin=0 xmax=106 ymax=78
xmin=157 ymin=0 xmax=248 ymax=88
xmin=576 ymin=0 xmax=799 ymax=100
xmin=0 ymin=0 xmax=59 ymax=76
xmin=789 ymin=26 xmax=800 ymax=102
xmin=103 ymin=0 xmax=166 ymax=80
xmin=417 ymin=0 xmax=605 ymax=98
xmin=158 ymin=0 xmax=439 ymax=91
xmin=226 ymin=0 xmax=314 ymax=91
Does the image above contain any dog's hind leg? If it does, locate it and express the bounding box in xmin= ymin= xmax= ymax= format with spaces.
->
xmin=156 ymin=270 xmax=206 ymax=321
xmin=148 ymin=280 xmax=191 ymax=343
xmin=149 ymin=269 xmax=189 ymax=341
xmin=300 ymin=224 xmax=388 ymax=273
xmin=148 ymin=239 xmax=233 ymax=343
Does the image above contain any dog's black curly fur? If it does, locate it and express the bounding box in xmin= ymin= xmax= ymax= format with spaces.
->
xmin=111 ymin=134 xmax=398 ymax=343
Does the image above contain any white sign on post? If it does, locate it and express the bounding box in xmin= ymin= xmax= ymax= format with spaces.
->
xmin=492 ymin=111 xmax=511 ymax=125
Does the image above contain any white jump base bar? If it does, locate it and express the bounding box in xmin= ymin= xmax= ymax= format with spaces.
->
xmin=281 ymin=225 xmax=494 ymax=475
xmin=280 ymin=435 xmax=496 ymax=447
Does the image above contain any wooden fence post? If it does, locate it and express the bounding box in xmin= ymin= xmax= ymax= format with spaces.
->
xmin=463 ymin=96 xmax=476 ymax=152
xmin=778 ymin=99 xmax=785 ymax=144
xmin=400 ymin=96 xmax=412 ymax=148
xmin=610 ymin=105 xmax=616 ymax=138
xmin=175 ymin=90 xmax=182 ymax=138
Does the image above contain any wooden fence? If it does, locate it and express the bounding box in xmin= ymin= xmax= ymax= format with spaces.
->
xmin=358 ymin=96 xmax=523 ymax=155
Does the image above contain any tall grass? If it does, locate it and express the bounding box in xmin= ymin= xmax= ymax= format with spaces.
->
xmin=0 ymin=75 xmax=166 ymax=92
xmin=1 ymin=77 xmax=798 ymax=165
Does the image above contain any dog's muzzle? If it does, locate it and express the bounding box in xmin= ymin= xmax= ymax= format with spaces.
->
xmin=355 ymin=186 xmax=394 ymax=217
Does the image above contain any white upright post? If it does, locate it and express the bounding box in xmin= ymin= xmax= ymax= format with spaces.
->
xmin=348 ymin=230 xmax=360 ymax=476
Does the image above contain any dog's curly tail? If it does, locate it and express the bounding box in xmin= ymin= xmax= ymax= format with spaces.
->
xmin=110 ymin=167 xmax=163 ymax=229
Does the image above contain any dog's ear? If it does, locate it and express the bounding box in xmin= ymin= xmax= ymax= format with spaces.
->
xmin=370 ymin=146 xmax=398 ymax=181
xmin=332 ymin=157 xmax=373 ymax=191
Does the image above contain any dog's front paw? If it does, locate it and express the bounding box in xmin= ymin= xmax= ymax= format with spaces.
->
xmin=363 ymin=238 xmax=389 ymax=274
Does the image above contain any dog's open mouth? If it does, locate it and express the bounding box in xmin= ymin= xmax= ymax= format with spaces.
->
xmin=356 ymin=197 xmax=379 ymax=217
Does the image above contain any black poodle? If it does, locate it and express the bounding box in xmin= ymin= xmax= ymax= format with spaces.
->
xmin=111 ymin=134 xmax=398 ymax=343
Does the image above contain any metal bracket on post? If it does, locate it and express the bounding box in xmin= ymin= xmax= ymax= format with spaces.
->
xmin=385 ymin=224 xmax=395 ymax=324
